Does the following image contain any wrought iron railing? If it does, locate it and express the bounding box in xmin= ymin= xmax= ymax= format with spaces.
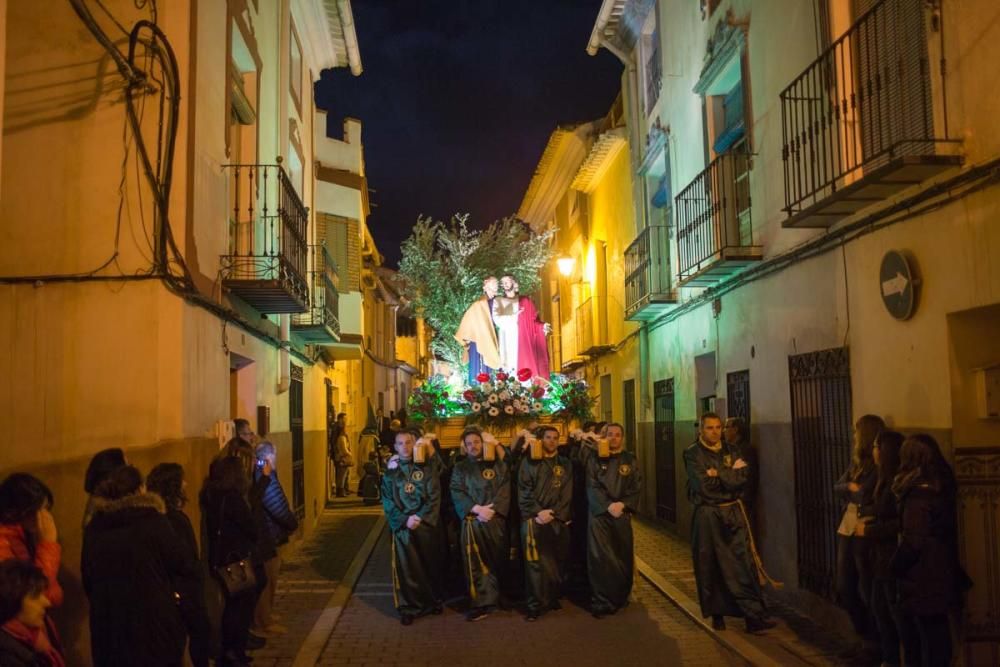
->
xmin=645 ymin=40 xmax=662 ymax=116
xmin=624 ymin=224 xmax=671 ymax=318
xmin=220 ymin=162 xmax=309 ymax=306
xmin=675 ymin=146 xmax=753 ymax=282
xmin=779 ymin=0 xmax=953 ymax=217
xmin=292 ymin=245 xmax=340 ymax=338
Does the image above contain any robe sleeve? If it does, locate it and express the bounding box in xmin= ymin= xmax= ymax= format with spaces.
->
xmin=449 ymin=466 xmax=475 ymax=519
xmin=717 ymin=461 xmax=748 ymax=492
xmin=417 ymin=474 xmax=441 ymax=527
xmin=518 ymin=461 xmax=542 ymax=518
xmin=555 ymin=461 xmax=574 ymax=522
xmin=380 ymin=475 xmax=407 ymax=533
xmin=622 ymin=458 xmax=644 ymax=514
xmin=587 ymin=458 xmax=614 ymax=517
xmin=684 ymin=445 xmax=724 ymax=500
xmin=492 ymin=462 xmax=511 ymax=518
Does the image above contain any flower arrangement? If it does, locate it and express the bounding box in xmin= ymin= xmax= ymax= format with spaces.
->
xmin=461 ymin=369 xmax=550 ymax=429
xmin=406 ymin=375 xmax=465 ymax=424
xmin=545 ymin=374 xmax=596 ymax=424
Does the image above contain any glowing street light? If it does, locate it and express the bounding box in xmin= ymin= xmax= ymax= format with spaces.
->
xmin=556 ymin=256 xmax=576 ymax=277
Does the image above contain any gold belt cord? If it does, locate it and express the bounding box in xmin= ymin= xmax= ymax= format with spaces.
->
xmin=719 ymin=499 xmax=784 ymax=589
xmin=464 ymin=517 xmax=490 ymax=600
xmin=525 ymin=519 xmax=540 ymax=562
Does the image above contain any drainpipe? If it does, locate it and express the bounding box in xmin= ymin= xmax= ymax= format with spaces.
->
xmin=277 ymin=315 xmax=291 ymax=394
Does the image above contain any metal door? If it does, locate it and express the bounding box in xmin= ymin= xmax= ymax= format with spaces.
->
xmin=623 ymin=379 xmax=637 ymax=453
xmin=290 ymin=364 xmax=305 ymax=519
xmin=654 ymin=378 xmax=677 ymax=523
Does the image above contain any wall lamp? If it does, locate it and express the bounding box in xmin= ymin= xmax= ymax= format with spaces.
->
xmin=556 ymin=256 xmax=576 ymax=277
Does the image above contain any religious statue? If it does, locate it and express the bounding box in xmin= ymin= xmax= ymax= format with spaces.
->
xmin=454 ymin=276 xmax=501 ymax=385
xmin=494 ymin=274 xmax=551 ymax=379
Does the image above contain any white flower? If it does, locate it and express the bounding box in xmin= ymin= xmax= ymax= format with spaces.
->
xmin=499 ymin=390 xmax=511 ymax=401
xmin=482 ymin=382 xmax=493 ymax=392
xmin=471 ymin=402 xmax=482 ymax=413
xmin=488 ymin=407 xmax=500 ymax=417
xmin=488 ymin=394 xmax=499 ymax=404
xmin=532 ymin=402 xmax=543 ymax=411
xmin=512 ymin=399 xmax=523 ymax=411
xmin=504 ymin=405 xmax=514 ymax=415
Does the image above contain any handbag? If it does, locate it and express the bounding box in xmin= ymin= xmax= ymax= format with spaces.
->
xmin=212 ymin=496 xmax=257 ymax=597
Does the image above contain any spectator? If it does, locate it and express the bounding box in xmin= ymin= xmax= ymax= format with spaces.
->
xmin=252 ymin=441 xmax=298 ymax=637
xmin=0 ymin=475 xmax=62 ymax=608
xmin=147 ymin=463 xmax=211 ymax=667
xmin=380 ymin=418 xmax=401 ymax=450
xmin=891 ymin=435 xmax=964 ymax=667
xmin=724 ymin=417 xmax=757 ymax=524
xmin=201 ymin=456 xmax=267 ymax=666
xmin=0 ymin=560 xmax=64 ymax=666
xmin=855 ymin=430 xmax=904 ymax=667
xmin=82 ymin=448 xmax=127 ymax=527
xmin=81 ymin=465 xmax=195 ymax=667
xmin=834 ymin=414 xmax=883 ymax=643
xmin=333 ymin=413 xmax=354 ymax=497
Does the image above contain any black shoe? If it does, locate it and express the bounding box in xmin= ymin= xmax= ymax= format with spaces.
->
xmin=712 ymin=615 xmax=726 ymax=630
xmin=745 ymin=617 xmax=777 ymax=634
xmin=400 ymin=614 xmax=414 ymax=626
xmin=549 ymin=600 xmax=562 ymax=611
xmin=246 ymin=633 xmax=266 ymax=650
xmin=591 ymin=608 xmax=607 ymax=619
xmin=526 ymin=611 xmax=540 ymax=622
xmin=431 ymin=604 xmax=443 ymax=615
xmin=466 ymin=607 xmax=490 ymax=622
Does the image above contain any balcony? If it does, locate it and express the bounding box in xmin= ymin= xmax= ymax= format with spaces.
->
xmin=220 ymin=163 xmax=309 ymax=313
xmin=576 ymin=296 xmax=612 ymax=357
xmin=625 ymin=225 xmax=677 ymax=321
xmin=779 ymin=0 xmax=961 ymax=229
xmin=675 ymin=148 xmax=762 ymax=287
xmin=291 ymin=245 xmax=340 ymax=344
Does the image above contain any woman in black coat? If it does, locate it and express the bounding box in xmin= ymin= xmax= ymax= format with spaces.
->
xmin=147 ymin=463 xmax=211 ymax=667
xmin=891 ymin=434 xmax=962 ymax=667
xmin=81 ymin=465 xmax=196 ymax=667
xmin=201 ymin=456 xmax=267 ymax=667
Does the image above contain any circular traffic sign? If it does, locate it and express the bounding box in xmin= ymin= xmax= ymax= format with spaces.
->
xmin=879 ymin=250 xmax=917 ymax=321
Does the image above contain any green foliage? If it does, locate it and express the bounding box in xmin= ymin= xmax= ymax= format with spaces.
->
xmin=398 ymin=214 xmax=554 ymax=367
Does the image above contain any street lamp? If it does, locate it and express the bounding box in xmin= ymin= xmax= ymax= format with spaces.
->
xmin=557 ymin=256 xmax=576 ymax=277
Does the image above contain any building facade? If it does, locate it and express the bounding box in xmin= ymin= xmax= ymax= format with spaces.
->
xmin=583 ymin=0 xmax=1000 ymax=660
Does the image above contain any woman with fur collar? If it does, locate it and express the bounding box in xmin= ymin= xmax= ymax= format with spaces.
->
xmin=81 ymin=465 xmax=197 ymax=667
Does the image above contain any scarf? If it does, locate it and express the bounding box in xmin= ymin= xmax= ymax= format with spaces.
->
xmin=698 ymin=437 xmax=723 ymax=454
xmin=1 ymin=618 xmax=66 ymax=667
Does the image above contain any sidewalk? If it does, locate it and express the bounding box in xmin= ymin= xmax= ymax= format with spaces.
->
xmin=633 ymin=518 xmax=858 ymax=666
xmin=246 ymin=497 xmax=382 ymax=667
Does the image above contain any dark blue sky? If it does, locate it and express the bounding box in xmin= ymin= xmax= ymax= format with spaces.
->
xmin=315 ymin=0 xmax=623 ymax=266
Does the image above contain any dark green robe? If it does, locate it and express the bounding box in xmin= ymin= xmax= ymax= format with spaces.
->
xmin=450 ymin=455 xmax=511 ymax=610
xmin=517 ymin=453 xmax=573 ymax=613
xmin=381 ymin=458 xmax=442 ymax=616
xmin=587 ymin=449 xmax=643 ymax=612
xmin=683 ymin=440 xmax=766 ymax=620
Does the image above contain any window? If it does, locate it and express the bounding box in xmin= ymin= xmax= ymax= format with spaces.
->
xmin=289 ymin=22 xmax=303 ymax=114
xmin=640 ymin=12 xmax=661 ymax=116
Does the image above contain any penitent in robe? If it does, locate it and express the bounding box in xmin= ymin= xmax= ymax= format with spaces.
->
xmin=516 ymin=296 xmax=549 ymax=380
xmin=518 ymin=453 xmax=573 ymax=614
xmin=450 ymin=455 xmax=511 ymax=610
xmin=683 ymin=440 xmax=767 ymax=621
xmin=381 ymin=458 xmax=442 ymax=617
xmin=587 ymin=449 xmax=643 ymax=614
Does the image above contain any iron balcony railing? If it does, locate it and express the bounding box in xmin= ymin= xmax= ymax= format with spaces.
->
xmin=779 ymin=0 xmax=956 ymax=219
xmin=675 ymin=147 xmax=754 ymax=283
xmin=220 ymin=161 xmax=309 ymax=312
xmin=292 ymin=245 xmax=340 ymax=341
xmin=645 ymin=41 xmax=662 ymax=116
xmin=624 ymin=224 xmax=672 ymax=319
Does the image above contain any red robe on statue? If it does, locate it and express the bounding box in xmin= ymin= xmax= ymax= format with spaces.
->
xmin=517 ymin=296 xmax=550 ymax=380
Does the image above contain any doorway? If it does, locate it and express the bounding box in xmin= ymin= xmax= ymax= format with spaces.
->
xmin=654 ymin=378 xmax=677 ymax=523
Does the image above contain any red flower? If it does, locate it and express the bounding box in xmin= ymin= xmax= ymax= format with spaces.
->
xmin=476 ymin=372 xmax=490 ymax=383
xmin=517 ymin=368 xmax=533 ymax=382
xmin=463 ymin=390 xmax=476 ymax=401
xmin=496 ymin=371 xmax=508 ymax=381
xmin=532 ymin=387 xmax=545 ymax=399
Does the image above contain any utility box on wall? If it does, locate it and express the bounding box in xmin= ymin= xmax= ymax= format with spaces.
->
xmin=976 ymin=365 xmax=1000 ymax=419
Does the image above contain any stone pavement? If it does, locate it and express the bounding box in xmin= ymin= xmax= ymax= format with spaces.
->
xmin=633 ymin=518 xmax=858 ymax=666
xmin=315 ymin=526 xmax=746 ymax=667
xmin=246 ymin=497 xmax=382 ymax=667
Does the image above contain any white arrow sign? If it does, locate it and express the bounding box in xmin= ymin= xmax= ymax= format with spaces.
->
xmin=881 ymin=272 xmax=909 ymax=298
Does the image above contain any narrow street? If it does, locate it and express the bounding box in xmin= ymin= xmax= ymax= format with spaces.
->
xmin=248 ymin=500 xmax=860 ymax=667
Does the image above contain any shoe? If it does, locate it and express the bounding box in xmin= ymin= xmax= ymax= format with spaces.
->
xmin=591 ymin=608 xmax=607 ymax=619
xmin=525 ymin=611 xmax=539 ymax=622
xmin=263 ymin=623 xmax=288 ymax=635
xmin=712 ymin=615 xmax=726 ymax=630
xmin=400 ymin=614 xmax=414 ymax=626
xmin=466 ymin=607 xmax=489 ymax=622
xmin=549 ymin=600 xmax=562 ymax=611
xmin=246 ymin=633 xmax=266 ymax=650
xmin=745 ymin=617 xmax=777 ymax=634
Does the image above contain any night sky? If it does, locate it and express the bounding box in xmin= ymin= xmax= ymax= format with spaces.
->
xmin=314 ymin=1 xmax=624 ymax=267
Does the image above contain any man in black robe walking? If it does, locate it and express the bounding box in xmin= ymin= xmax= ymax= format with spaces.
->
xmin=450 ymin=427 xmax=510 ymax=622
xmin=587 ymin=423 xmax=643 ymax=618
xmin=517 ymin=431 xmax=573 ymax=621
xmin=381 ymin=429 xmax=443 ymax=625
xmin=684 ymin=412 xmax=777 ymax=633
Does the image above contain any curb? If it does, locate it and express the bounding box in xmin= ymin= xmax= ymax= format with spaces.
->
xmin=635 ymin=555 xmax=773 ymax=667
xmin=291 ymin=514 xmax=386 ymax=667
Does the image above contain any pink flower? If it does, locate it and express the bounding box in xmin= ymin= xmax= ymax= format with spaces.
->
xmin=463 ymin=390 xmax=476 ymax=401
xmin=476 ymin=373 xmax=490 ymax=383
xmin=517 ymin=368 xmax=533 ymax=382
xmin=531 ymin=387 xmax=545 ymax=399
xmin=496 ymin=371 xmax=509 ymax=381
